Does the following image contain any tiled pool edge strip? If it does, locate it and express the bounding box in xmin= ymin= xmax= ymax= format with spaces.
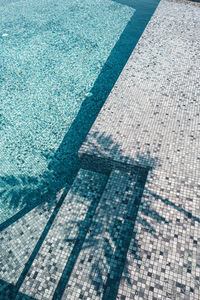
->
xmin=78 ymin=0 xmax=200 ymax=299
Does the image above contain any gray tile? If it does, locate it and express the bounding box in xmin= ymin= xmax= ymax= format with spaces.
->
xmin=79 ymin=0 xmax=200 ymax=299
xmin=19 ymin=169 xmax=107 ymax=299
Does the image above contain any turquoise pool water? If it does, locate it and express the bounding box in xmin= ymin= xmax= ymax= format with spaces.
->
xmin=0 ymin=0 xmax=159 ymax=226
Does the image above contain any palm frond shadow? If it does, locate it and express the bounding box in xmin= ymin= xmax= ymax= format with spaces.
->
xmin=0 ymin=174 xmax=45 ymax=209
xmin=55 ymin=129 xmax=200 ymax=300
xmin=52 ymin=131 xmax=169 ymax=300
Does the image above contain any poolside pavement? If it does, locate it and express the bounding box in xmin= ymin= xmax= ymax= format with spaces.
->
xmin=79 ymin=0 xmax=200 ymax=299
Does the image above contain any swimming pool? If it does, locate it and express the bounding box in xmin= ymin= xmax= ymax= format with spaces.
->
xmin=0 ymin=0 xmax=159 ymax=227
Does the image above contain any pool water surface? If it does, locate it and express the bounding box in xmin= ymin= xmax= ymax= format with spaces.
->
xmin=0 ymin=0 xmax=159 ymax=226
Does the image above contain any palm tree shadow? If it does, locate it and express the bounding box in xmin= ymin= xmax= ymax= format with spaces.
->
xmin=53 ymin=129 xmax=200 ymax=300
xmin=81 ymin=133 xmax=169 ymax=300
xmin=51 ymin=131 xmax=169 ymax=300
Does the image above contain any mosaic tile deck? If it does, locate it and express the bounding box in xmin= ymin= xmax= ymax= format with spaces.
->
xmin=0 ymin=0 xmax=200 ymax=299
xmin=79 ymin=0 xmax=200 ymax=299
